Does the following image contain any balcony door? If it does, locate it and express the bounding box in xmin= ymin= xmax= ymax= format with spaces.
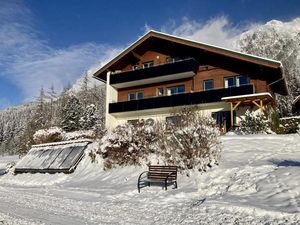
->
xmin=167 ymin=85 xmax=185 ymax=95
xmin=224 ymin=75 xmax=249 ymax=88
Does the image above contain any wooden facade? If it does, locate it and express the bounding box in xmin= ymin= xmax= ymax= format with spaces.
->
xmin=117 ymin=58 xmax=274 ymax=103
xmin=93 ymin=30 xmax=288 ymax=130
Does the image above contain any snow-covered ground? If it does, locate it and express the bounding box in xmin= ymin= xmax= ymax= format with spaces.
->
xmin=0 ymin=134 xmax=300 ymax=224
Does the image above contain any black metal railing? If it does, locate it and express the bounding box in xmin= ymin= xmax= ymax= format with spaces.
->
xmin=109 ymin=84 xmax=254 ymax=113
xmin=110 ymin=58 xmax=198 ymax=85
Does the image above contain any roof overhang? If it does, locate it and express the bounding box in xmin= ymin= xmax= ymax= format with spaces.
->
xmin=222 ymin=92 xmax=273 ymax=104
xmin=93 ymin=30 xmax=288 ymax=95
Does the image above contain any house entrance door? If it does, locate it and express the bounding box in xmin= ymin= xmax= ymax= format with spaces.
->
xmin=212 ymin=111 xmax=234 ymax=132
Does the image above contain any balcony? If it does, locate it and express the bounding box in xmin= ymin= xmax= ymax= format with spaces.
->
xmin=110 ymin=58 xmax=198 ymax=89
xmin=109 ymin=84 xmax=254 ymax=114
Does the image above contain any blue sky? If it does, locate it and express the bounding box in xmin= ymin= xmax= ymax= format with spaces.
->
xmin=0 ymin=0 xmax=299 ymax=109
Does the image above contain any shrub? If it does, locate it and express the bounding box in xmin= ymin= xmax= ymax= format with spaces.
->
xmin=33 ymin=127 xmax=65 ymax=144
xmin=99 ymin=120 xmax=158 ymax=169
xmin=270 ymin=110 xmax=284 ymax=134
xmin=64 ymin=130 xmax=96 ymax=140
xmin=279 ymin=117 xmax=300 ymax=134
xmin=88 ymin=151 xmax=97 ymax=163
xmin=239 ymin=110 xmax=269 ymax=134
xmin=99 ymin=107 xmax=222 ymax=172
xmin=157 ymin=114 xmax=221 ymax=172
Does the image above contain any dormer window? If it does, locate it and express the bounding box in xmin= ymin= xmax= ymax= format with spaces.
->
xmin=142 ymin=61 xmax=154 ymax=69
xmin=166 ymin=57 xmax=175 ymax=63
xmin=132 ymin=65 xmax=139 ymax=70
xmin=166 ymin=56 xmax=184 ymax=63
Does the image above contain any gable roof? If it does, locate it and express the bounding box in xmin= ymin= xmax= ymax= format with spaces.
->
xmin=93 ymin=30 xmax=288 ymax=95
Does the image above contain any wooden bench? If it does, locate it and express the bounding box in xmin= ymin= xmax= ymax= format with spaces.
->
xmin=137 ymin=165 xmax=177 ymax=193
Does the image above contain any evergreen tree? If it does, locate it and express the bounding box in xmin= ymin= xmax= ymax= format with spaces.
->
xmin=239 ymin=110 xmax=269 ymax=134
xmin=34 ymin=87 xmax=48 ymax=128
xmin=46 ymin=84 xmax=57 ymax=125
xmin=80 ymin=72 xmax=89 ymax=107
xmin=79 ymin=104 xmax=97 ymax=130
xmin=61 ymin=94 xmax=83 ymax=132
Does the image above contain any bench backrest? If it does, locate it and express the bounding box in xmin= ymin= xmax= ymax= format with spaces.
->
xmin=148 ymin=165 xmax=177 ymax=180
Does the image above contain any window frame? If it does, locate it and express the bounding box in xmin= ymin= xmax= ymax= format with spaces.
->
xmin=127 ymin=119 xmax=139 ymax=126
xmin=224 ymin=76 xmax=236 ymax=88
xmin=157 ymin=87 xmax=164 ymax=96
xmin=142 ymin=60 xmax=154 ymax=69
xmin=224 ymin=75 xmax=249 ymax=88
xmin=128 ymin=91 xmax=144 ymax=101
xmin=166 ymin=116 xmax=182 ymax=128
xmin=132 ymin=65 xmax=139 ymax=70
xmin=203 ymin=79 xmax=214 ymax=91
xmin=167 ymin=85 xmax=185 ymax=96
xmin=237 ymin=75 xmax=249 ymax=86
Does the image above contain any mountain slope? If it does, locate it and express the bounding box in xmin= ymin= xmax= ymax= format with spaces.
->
xmin=236 ymin=18 xmax=300 ymax=115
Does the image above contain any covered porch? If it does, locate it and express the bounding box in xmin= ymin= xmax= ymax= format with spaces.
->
xmin=222 ymin=92 xmax=274 ymax=128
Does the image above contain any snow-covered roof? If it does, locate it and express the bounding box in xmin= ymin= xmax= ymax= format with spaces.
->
xmin=15 ymin=140 xmax=91 ymax=174
xmin=32 ymin=139 xmax=93 ymax=148
xmin=221 ymin=92 xmax=273 ymax=101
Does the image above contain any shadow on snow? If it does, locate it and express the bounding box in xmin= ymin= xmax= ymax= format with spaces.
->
xmin=271 ymin=160 xmax=300 ymax=167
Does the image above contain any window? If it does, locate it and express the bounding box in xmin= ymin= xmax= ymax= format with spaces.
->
xmin=132 ymin=65 xmax=139 ymax=70
xmin=127 ymin=119 xmax=139 ymax=126
xmin=167 ymin=85 xmax=185 ymax=95
xmin=157 ymin=88 xmax=164 ymax=96
xmin=203 ymin=80 xmax=214 ymax=91
xmin=137 ymin=92 xmax=144 ymax=100
xmin=224 ymin=76 xmax=236 ymax=88
xmin=224 ymin=75 xmax=249 ymax=88
xmin=166 ymin=56 xmax=183 ymax=63
xmin=166 ymin=57 xmax=174 ymax=63
xmin=238 ymin=75 xmax=249 ymax=86
xmin=128 ymin=91 xmax=144 ymax=101
xmin=166 ymin=116 xmax=182 ymax=128
xmin=142 ymin=61 xmax=154 ymax=68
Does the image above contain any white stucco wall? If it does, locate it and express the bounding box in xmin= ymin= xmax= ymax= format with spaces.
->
xmin=105 ymin=102 xmax=231 ymax=129
xmin=105 ymin=72 xmax=118 ymax=129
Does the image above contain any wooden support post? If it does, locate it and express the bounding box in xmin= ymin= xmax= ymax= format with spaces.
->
xmin=230 ymin=102 xmax=233 ymax=128
xmin=252 ymin=100 xmax=261 ymax=109
xmin=230 ymin=101 xmax=241 ymax=128
xmin=260 ymin=100 xmax=264 ymax=111
xmin=232 ymin=101 xmax=241 ymax=110
xmin=252 ymin=100 xmax=265 ymax=112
